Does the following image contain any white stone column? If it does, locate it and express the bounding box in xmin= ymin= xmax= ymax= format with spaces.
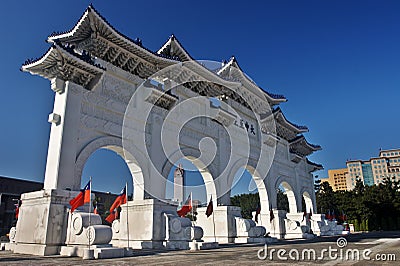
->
xmin=44 ymin=79 xmax=83 ymax=190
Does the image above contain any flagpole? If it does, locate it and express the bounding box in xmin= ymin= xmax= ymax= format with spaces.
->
xmin=272 ymin=209 xmax=275 ymax=237
xmin=211 ymin=195 xmax=216 ymax=243
xmin=126 ymin=181 xmax=130 ymax=250
xmin=88 ymin=176 xmax=92 ymax=251
xmin=68 ymin=208 xmax=72 ymax=245
xmin=273 ymin=218 xmax=275 ymax=237
xmin=191 ymin=191 xmax=194 ymax=225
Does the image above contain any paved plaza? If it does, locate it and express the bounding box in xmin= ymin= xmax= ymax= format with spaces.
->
xmin=1 ymin=232 xmax=399 ymax=265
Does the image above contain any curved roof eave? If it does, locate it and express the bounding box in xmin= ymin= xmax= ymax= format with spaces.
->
xmin=21 ymin=42 xmax=105 ymax=79
xmin=306 ymin=158 xmax=324 ymax=170
xmin=217 ymin=57 xmax=286 ymax=104
xmin=47 ymin=5 xmax=179 ymax=65
xmin=273 ymin=107 xmax=309 ymax=133
xmin=45 ymin=5 xmax=285 ymax=113
xmin=290 ymin=135 xmax=321 ymax=151
xmin=157 ymin=34 xmax=193 ymax=61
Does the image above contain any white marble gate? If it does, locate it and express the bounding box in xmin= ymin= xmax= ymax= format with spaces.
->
xmin=13 ymin=5 xmax=322 ymax=255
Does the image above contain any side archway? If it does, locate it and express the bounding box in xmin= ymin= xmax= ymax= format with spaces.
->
xmin=275 ymin=178 xmax=298 ymax=213
xmin=301 ymin=190 xmax=315 ymax=213
xmin=75 ymin=136 xmax=147 ymax=200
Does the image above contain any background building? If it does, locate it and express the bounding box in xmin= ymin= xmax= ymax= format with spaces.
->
xmin=0 ymin=177 xmax=42 ymax=236
xmin=347 ymin=148 xmax=400 ymax=187
xmin=321 ymin=168 xmax=349 ymax=191
xmin=323 ymin=148 xmax=400 ymax=191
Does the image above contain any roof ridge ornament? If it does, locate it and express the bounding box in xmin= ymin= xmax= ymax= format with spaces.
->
xmin=134 ymin=37 xmax=142 ymax=47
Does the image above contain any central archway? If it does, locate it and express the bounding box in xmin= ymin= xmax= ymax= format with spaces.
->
xmin=161 ymin=147 xmax=218 ymax=205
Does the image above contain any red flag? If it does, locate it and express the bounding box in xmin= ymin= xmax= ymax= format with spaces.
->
xmin=69 ymin=181 xmax=90 ymax=213
xmin=255 ymin=205 xmax=261 ymax=223
xmin=15 ymin=204 xmax=19 ymax=219
xmin=326 ymin=210 xmax=331 ymax=221
xmin=83 ymin=181 xmax=91 ymax=204
xmin=177 ymin=194 xmax=192 ymax=217
xmin=105 ymin=211 xmax=116 ymax=223
xmin=109 ymin=187 xmax=127 ymax=213
xmin=339 ymin=210 xmax=346 ymax=221
xmin=93 ymin=203 xmax=98 ymax=215
xmin=269 ymin=205 xmax=275 ymax=222
xmin=205 ymin=196 xmax=213 ymax=218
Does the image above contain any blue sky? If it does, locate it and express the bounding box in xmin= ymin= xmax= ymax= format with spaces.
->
xmin=0 ymin=1 xmax=399 ymax=200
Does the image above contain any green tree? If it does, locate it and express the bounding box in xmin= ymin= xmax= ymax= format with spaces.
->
xmin=277 ymin=189 xmax=289 ymax=212
xmin=315 ymin=176 xmax=400 ymax=232
xmin=315 ymin=181 xmax=335 ymax=214
xmin=230 ymin=193 xmax=260 ymax=219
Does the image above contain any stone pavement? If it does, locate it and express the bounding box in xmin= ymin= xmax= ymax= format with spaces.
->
xmin=0 ymin=232 xmax=399 ymax=265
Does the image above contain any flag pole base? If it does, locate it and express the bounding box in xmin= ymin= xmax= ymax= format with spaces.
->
xmin=189 ymin=240 xmax=199 ymax=251
xmin=124 ymin=247 xmax=134 ymax=256
xmin=82 ymin=249 xmax=94 ymax=260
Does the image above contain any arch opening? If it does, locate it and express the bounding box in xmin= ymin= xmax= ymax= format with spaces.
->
xmin=81 ymin=147 xmax=135 ymax=223
xmin=230 ymin=165 xmax=269 ymax=222
xmin=165 ymin=156 xmax=217 ymax=213
xmin=75 ymin=137 xmax=146 ymax=202
xmin=277 ymin=181 xmax=297 ymax=213
xmin=302 ymin=191 xmax=313 ymax=213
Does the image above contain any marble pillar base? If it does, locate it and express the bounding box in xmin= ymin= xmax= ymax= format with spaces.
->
xmin=196 ymin=206 xmax=241 ymax=244
xmin=111 ymin=198 xmax=193 ymax=250
xmin=13 ymin=189 xmax=77 ymax=256
xmin=60 ymin=244 xmax=125 ymax=259
xmin=259 ymin=210 xmax=287 ymax=239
